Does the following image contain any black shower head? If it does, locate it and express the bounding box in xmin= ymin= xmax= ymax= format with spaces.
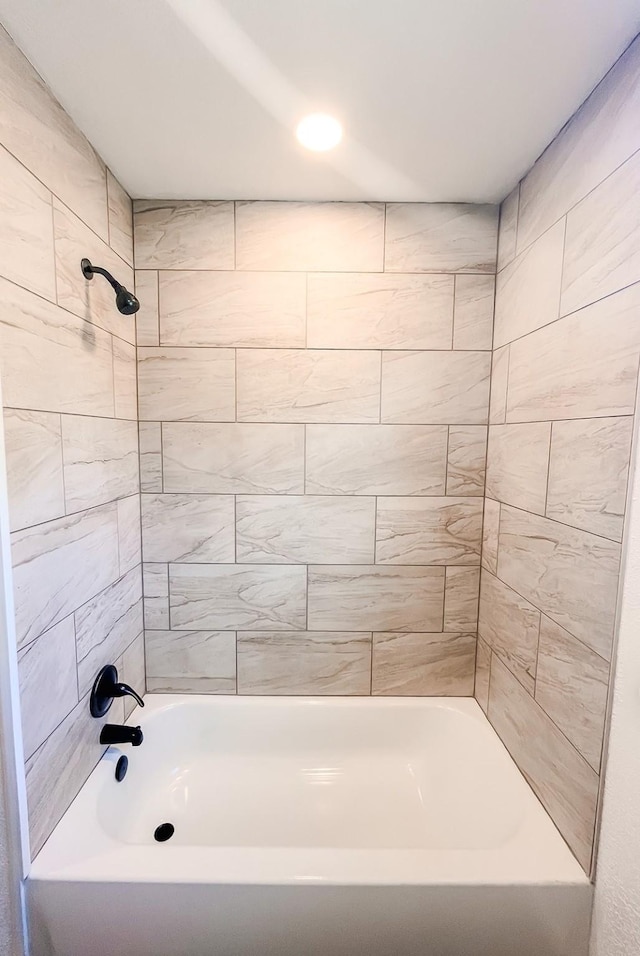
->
xmin=81 ymin=258 xmax=140 ymax=315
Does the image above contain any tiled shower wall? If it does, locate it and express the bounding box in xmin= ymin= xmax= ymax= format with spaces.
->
xmin=475 ymin=34 xmax=640 ymax=873
xmin=133 ymin=201 xmax=498 ymax=696
xmin=0 ymin=26 xmax=144 ymax=856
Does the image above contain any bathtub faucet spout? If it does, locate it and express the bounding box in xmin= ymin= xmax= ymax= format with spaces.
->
xmin=100 ymin=724 xmax=144 ymax=747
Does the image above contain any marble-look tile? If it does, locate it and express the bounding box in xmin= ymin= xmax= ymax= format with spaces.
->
xmin=75 ymin=567 xmax=143 ymax=696
xmin=478 ymin=569 xmax=540 ymax=694
xmin=372 ymin=631 xmax=475 ymax=695
xmin=497 ymin=505 xmax=621 ymax=660
xmin=134 ymin=271 xmax=159 ymax=346
xmin=141 ymin=494 xmax=234 ymax=563
xmin=446 ymin=425 xmax=487 ymax=496
xmin=561 ymin=149 xmax=640 ymax=317
xmin=475 ymin=637 xmax=491 ymax=713
xmin=385 ymin=203 xmax=499 ymax=273
xmin=147 ymin=676 xmax=234 ymax=694
xmin=159 ymin=271 xmax=306 ymax=347
xmin=506 ymin=284 xmax=640 ymax=423
xmin=305 ymin=424 xmax=447 ymax=496
xmin=143 ymin=563 xmax=169 ymax=630
xmin=546 ymin=417 xmax=633 ymax=542
xmin=170 ymin=564 xmax=307 ymax=631
xmin=138 ymin=347 xmax=235 ymax=422
xmin=113 ymin=338 xmax=137 ymax=420
xmin=237 ymin=631 xmax=371 ymax=695
xmin=0 ymin=26 xmax=108 ymax=241
xmin=106 ymin=170 xmax=133 ymax=266
xmin=18 ymin=616 xmax=78 ymax=760
xmin=53 ymin=199 xmax=136 ymax=344
xmin=236 ymin=495 xmax=375 ymax=564
xmin=0 ymin=143 xmax=55 ymax=300
xmin=381 ymin=351 xmax=491 ymax=424
xmin=237 ymin=349 xmax=380 ymax=424
xmin=376 ymin=497 xmax=483 ymax=565
xmin=145 ymin=629 xmax=235 ymax=694
xmin=497 ymin=185 xmax=519 ymax=272
xmin=117 ymin=494 xmax=142 ymax=576
xmin=481 ymin=498 xmax=500 ymax=575
xmin=535 ymin=616 xmax=609 ymax=772
xmin=443 ymin=567 xmax=480 ymax=632
xmin=306 ymin=273 xmax=454 ymax=350
xmin=488 ymin=655 xmax=599 ymax=871
xmin=61 ymin=416 xmax=139 ymax=512
xmin=488 ymin=344 xmax=509 ymax=425
xmin=119 ymin=633 xmax=146 ymax=718
xmin=308 ymin=565 xmax=445 ymax=632
xmin=485 ymin=423 xmax=551 ymax=514
xmin=452 ymin=275 xmax=495 ymax=350
xmin=12 ymin=503 xmax=120 ymax=648
xmin=235 ymin=201 xmax=384 ymax=272
xmin=163 ymin=423 xmax=304 ymax=494
xmin=0 ymin=277 xmax=114 ymax=417
xmin=133 ymin=200 xmax=234 ymax=270
xmin=138 ymin=422 xmax=162 ymax=493
xmin=3 ymin=409 xmax=64 ymax=531
xmin=493 ymin=219 xmax=565 ymax=348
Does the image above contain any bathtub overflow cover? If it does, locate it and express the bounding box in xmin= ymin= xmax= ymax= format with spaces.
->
xmin=154 ymin=823 xmax=175 ymax=843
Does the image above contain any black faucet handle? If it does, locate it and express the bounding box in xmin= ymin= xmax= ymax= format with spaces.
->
xmin=90 ymin=665 xmax=145 ymax=718
xmin=113 ymin=682 xmax=145 ymax=708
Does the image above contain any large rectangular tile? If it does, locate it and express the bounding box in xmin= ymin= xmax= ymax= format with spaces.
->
xmin=159 ymin=271 xmax=306 ymax=347
xmin=143 ymin=563 xmax=169 ymax=630
xmin=119 ymin=633 xmax=146 ymax=718
xmin=3 ymin=409 xmax=64 ymax=531
xmin=138 ymin=422 xmax=162 ymax=493
xmin=372 ymin=631 xmax=475 ymax=695
xmin=497 ymin=505 xmax=620 ymax=660
xmin=308 ymin=565 xmax=445 ymax=632
xmin=381 ymin=351 xmax=490 ymax=424
xmin=134 ymin=271 xmax=159 ymax=346
xmin=145 ymin=629 xmax=236 ymax=694
xmin=375 ymin=497 xmax=483 ymax=565
xmin=485 ymin=423 xmax=551 ymax=514
xmin=385 ymin=203 xmax=498 ymax=273
xmin=236 ymin=495 xmax=375 ymax=564
xmin=475 ymin=636 xmax=491 ymax=713
xmin=497 ymin=185 xmax=519 ymax=272
xmin=113 ymin=338 xmax=137 ymax=420
xmin=237 ymin=349 xmax=380 ymax=424
xmin=133 ymin=200 xmax=234 ymax=269
xmin=237 ymin=631 xmax=371 ymax=695
xmin=117 ymin=495 xmax=142 ymax=576
xmin=546 ymin=417 xmax=633 ymax=541
xmin=235 ymin=201 xmax=384 ymax=271
xmin=106 ymin=170 xmax=133 ymax=266
xmin=506 ymin=284 xmax=640 ymax=422
xmin=488 ymin=344 xmax=509 ymax=425
xmin=452 ymin=275 xmax=495 ymax=350
xmin=163 ymin=422 xmax=304 ymax=494
xmin=443 ymin=567 xmax=480 ymax=632
xmin=305 ymin=424 xmax=447 ymax=495
xmin=478 ymin=569 xmax=540 ymax=694
xmin=141 ymin=494 xmax=234 ymax=563
xmin=61 ymin=416 xmax=139 ymax=512
xmin=138 ymin=347 xmax=235 ymax=421
xmin=481 ymin=498 xmax=500 ymax=575
xmin=307 ymin=273 xmax=454 ymax=349
xmin=446 ymin=425 xmax=487 ymax=496
xmin=169 ymin=564 xmax=307 ymax=631
xmin=488 ymin=655 xmax=599 ymax=872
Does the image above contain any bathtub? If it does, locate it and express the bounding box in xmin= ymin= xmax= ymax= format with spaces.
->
xmin=29 ymin=695 xmax=591 ymax=956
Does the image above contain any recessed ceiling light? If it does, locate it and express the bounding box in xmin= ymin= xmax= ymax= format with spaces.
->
xmin=296 ymin=113 xmax=343 ymax=151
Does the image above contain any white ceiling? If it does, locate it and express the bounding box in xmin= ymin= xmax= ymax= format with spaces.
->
xmin=1 ymin=0 xmax=640 ymax=202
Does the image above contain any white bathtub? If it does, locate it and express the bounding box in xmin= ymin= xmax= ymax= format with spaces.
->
xmin=29 ymin=695 xmax=591 ymax=956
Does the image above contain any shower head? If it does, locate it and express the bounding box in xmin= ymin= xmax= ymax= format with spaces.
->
xmin=81 ymin=258 xmax=140 ymax=315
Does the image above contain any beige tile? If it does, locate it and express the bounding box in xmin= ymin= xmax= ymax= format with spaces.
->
xmin=481 ymin=498 xmax=500 ymax=575
xmin=236 ymin=201 xmax=384 ymax=272
xmin=143 ymin=563 xmax=169 ymax=630
xmin=237 ymin=349 xmax=380 ymax=424
xmin=506 ymin=284 xmax=640 ymax=422
xmin=146 ymin=676 xmax=234 ymax=694
xmin=536 ymin=616 xmax=609 ymax=772
xmin=497 ymin=185 xmax=519 ymax=272
xmin=385 ymin=203 xmax=498 ymax=273
xmin=488 ymin=655 xmax=599 ymax=871
xmin=497 ymin=505 xmax=620 ymax=660
xmin=159 ymin=271 xmax=306 ymax=347
xmin=237 ymin=631 xmax=371 ymax=695
xmin=489 ymin=344 xmax=509 ymax=425
xmin=478 ymin=569 xmax=540 ymax=694
xmin=3 ymin=409 xmax=64 ymax=531
xmin=446 ymin=425 xmax=487 ymax=496
xmin=133 ymin=200 xmax=234 ymax=269
xmin=376 ymin=497 xmax=483 ymax=565
xmin=381 ymin=351 xmax=491 ymax=424
xmin=307 ymin=272 xmax=454 ymax=350
xmin=141 ymin=493 xmax=235 ymax=563
xmin=170 ymin=564 xmax=307 ymax=631
xmin=113 ymin=338 xmax=137 ymax=420
xmin=453 ymin=275 xmax=495 ymax=350
xmin=106 ymin=170 xmax=133 ymax=266
xmin=546 ymin=417 xmax=633 ymax=542
xmin=0 ymin=143 xmax=54 ymax=300
xmin=134 ymin=271 xmax=159 ymax=346
xmin=372 ymin=631 xmax=475 ymax=695
xmin=117 ymin=495 xmax=142 ymax=576
xmin=138 ymin=347 xmax=235 ymax=422
xmin=485 ymin=423 xmax=551 ymax=514
xmin=145 ymin=629 xmax=235 ymax=693
xmin=163 ymin=422 xmax=304 ymax=494
xmin=443 ymin=566 xmax=480 ymax=632
xmin=119 ymin=633 xmax=146 ymax=718
xmin=61 ymin=416 xmax=139 ymax=512
xmin=305 ymin=424 xmax=447 ymax=496
xmin=308 ymin=565 xmax=445 ymax=632
xmin=236 ymin=495 xmax=375 ymax=564
xmin=475 ymin=637 xmax=491 ymax=713
xmin=139 ymin=422 xmax=162 ymax=493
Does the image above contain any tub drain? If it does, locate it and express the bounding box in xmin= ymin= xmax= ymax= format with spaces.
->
xmin=154 ymin=823 xmax=175 ymax=842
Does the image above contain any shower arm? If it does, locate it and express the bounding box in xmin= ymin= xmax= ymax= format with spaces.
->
xmin=81 ymin=258 xmax=124 ymax=292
